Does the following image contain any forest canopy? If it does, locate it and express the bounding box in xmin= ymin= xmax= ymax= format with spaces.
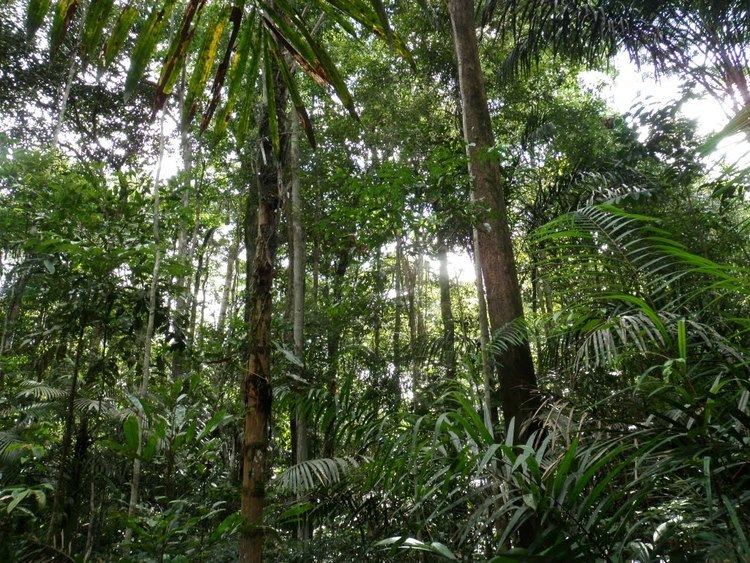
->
xmin=0 ymin=0 xmax=748 ymax=561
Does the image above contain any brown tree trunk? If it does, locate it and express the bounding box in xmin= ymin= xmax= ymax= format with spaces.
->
xmin=239 ymin=69 xmax=287 ymax=562
xmin=448 ymin=0 xmax=538 ymax=436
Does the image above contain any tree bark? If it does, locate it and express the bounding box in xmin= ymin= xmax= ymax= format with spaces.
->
xmin=472 ymin=229 xmax=496 ymax=435
xmin=239 ymin=68 xmax=287 ymax=562
xmin=392 ymin=238 xmax=404 ymax=403
xmin=448 ymin=0 xmax=538 ymax=436
xmin=123 ymin=116 xmax=165 ymax=547
xmin=218 ymin=225 xmax=241 ymax=334
xmin=172 ymin=70 xmax=194 ymax=380
xmin=437 ymin=243 xmax=456 ymax=380
xmin=286 ymin=117 xmax=311 ymax=541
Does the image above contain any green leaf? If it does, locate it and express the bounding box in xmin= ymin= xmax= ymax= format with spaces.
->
xmin=197 ymin=409 xmax=230 ymax=440
xmin=80 ymin=0 xmax=114 ymax=64
xmin=200 ymin=1 xmax=246 ymax=133
xmin=701 ymin=105 xmax=750 ymax=154
xmin=123 ymin=415 xmax=140 ymax=452
xmin=209 ymin=512 xmax=241 ymax=541
xmin=155 ymin=0 xmax=209 ymax=112
xmin=677 ymin=318 xmax=687 ymax=364
xmin=262 ymin=31 xmax=280 ymax=156
xmin=26 ymin=0 xmax=52 ymax=36
xmin=7 ymin=489 xmax=30 ymax=513
xmin=50 ymin=0 xmax=79 ymax=56
xmin=124 ymin=0 xmax=178 ymax=100
xmin=273 ymin=341 xmax=303 ymax=367
xmin=375 ymin=536 xmax=457 ymax=560
xmin=184 ymin=7 xmax=229 ymax=124
xmin=213 ymin=9 xmax=257 ymax=140
xmin=141 ymin=431 xmax=158 ymax=461
xmin=102 ymin=5 xmax=138 ymax=69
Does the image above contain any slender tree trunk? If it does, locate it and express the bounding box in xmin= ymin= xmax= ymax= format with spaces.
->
xmin=322 ymin=241 xmax=353 ymax=457
xmin=287 ymin=117 xmax=310 ymax=541
xmin=404 ymin=253 xmax=419 ymax=404
xmin=189 ymin=229 xmax=215 ymax=348
xmin=123 ymin=116 xmax=165 ymax=547
xmin=438 ymin=243 xmax=456 ymax=380
xmin=197 ymin=253 xmax=212 ymax=347
xmin=0 ymin=267 xmax=30 ymax=390
xmin=472 ymin=230 xmax=495 ymax=435
xmin=83 ymin=481 xmax=96 ymax=562
xmin=48 ymin=323 xmax=86 ymax=545
xmin=448 ymin=0 xmax=538 ymax=436
xmin=239 ymin=71 xmax=287 ymax=562
xmin=218 ymin=225 xmax=241 ymax=334
xmin=172 ymin=70 xmax=194 ymax=380
xmin=51 ymin=0 xmax=90 ymax=149
xmin=393 ymin=238 xmax=404 ymax=402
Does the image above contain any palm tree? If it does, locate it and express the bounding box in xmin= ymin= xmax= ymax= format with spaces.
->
xmin=482 ymin=0 xmax=750 ymax=112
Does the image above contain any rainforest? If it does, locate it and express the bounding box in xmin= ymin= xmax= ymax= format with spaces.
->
xmin=0 ymin=1 xmax=748 ymax=561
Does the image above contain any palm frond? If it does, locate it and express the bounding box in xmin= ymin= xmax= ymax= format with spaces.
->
xmin=275 ymin=456 xmax=364 ymax=494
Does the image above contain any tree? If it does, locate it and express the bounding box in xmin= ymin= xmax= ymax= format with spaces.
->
xmin=447 ymin=0 xmax=539 ymax=434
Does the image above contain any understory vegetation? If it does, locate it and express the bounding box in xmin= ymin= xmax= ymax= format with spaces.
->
xmin=0 ymin=0 xmax=748 ymax=561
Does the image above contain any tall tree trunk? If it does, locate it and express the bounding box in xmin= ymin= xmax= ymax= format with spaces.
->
xmin=51 ymin=0 xmax=90 ymax=149
xmin=373 ymin=247 xmax=382 ymax=361
xmin=322 ymin=243 xmax=352 ymax=458
xmin=392 ymin=238 xmax=404 ymax=402
xmin=123 ymin=117 xmax=165 ymax=547
xmin=472 ymin=229 xmax=496 ymax=435
xmin=189 ymin=229 xmax=215 ymax=348
xmin=48 ymin=322 xmax=86 ymax=546
xmin=172 ymin=71 xmax=194 ymax=380
xmin=0 ymin=266 xmax=30 ymax=390
xmin=438 ymin=243 xmax=456 ymax=380
xmin=448 ymin=0 xmax=538 ymax=436
xmin=239 ymin=73 xmax=287 ymax=562
xmin=218 ymin=225 xmax=241 ymax=334
xmin=287 ymin=117 xmax=310 ymax=541
xmin=83 ymin=480 xmax=97 ymax=562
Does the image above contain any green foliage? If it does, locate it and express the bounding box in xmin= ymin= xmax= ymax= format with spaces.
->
xmin=1 ymin=1 xmax=748 ymax=560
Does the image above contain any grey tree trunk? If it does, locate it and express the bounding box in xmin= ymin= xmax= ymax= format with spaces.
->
xmin=437 ymin=243 xmax=456 ymax=380
xmin=51 ymin=0 xmax=90 ymax=149
xmin=472 ymin=228 xmax=495 ymax=436
xmin=218 ymin=225 xmax=241 ymax=334
xmin=123 ymin=116 xmax=166 ymax=547
xmin=287 ymin=117 xmax=311 ymax=541
xmin=392 ymin=238 xmax=404 ymax=402
xmin=172 ymin=71 xmax=194 ymax=380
